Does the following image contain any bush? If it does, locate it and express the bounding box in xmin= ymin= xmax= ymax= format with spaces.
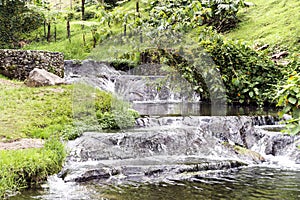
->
xmin=72 ymin=83 xmax=139 ymax=132
xmin=276 ymin=72 xmax=300 ymax=135
xmin=198 ymin=28 xmax=284 ymax=105
xmin=146 ymin=0 xmax=246 ymax=32
xmin=0 ymin=0 xmax=44 ymax=48
xmin=96 ymin=97 xmax=139 ymax=130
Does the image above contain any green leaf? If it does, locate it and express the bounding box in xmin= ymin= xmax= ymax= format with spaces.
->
xmin=232 ymin=78 xmax=240 ymax=86
xmin=249 ymin=91 xmax=254 ymax=98
xmin=293 ymin=87 xmax=300 ymax=94
xmin=288 ymin=97 xmax=297 ymax=105
xmin=253 ymin=88 xmax=259 ymax=95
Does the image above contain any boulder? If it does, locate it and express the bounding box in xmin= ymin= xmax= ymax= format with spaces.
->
xmin=25 ymin=68 xmax=65 ymax=87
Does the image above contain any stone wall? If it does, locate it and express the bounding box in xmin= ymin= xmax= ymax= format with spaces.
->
xmin=0 ymin=49 xmax=64 ymax=80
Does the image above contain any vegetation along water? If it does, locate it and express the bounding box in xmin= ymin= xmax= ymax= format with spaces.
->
xmin=0 ymin=0 xmax=299 ymax=199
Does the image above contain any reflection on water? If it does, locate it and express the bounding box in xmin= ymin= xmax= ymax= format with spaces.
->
xmin=133 ymin=102 xmax=278 ymax=116
xmin=11 ymin=167 xmax=300 ymax=200
xmin=96 ymin=167 xmax=300 ymax=200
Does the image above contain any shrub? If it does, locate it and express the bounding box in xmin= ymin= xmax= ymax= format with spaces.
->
xmin=146 ymin=0 xmax=246 ymax=32
xmin=0 ymin=0 xmax=44 ymax=48
xmin=72 ymin=83 xmax=139 ymax=132
xmin=276 ymin=72 xmax=300 ymax=135
xmin=198 ymin=28 xmax=284 ymax=105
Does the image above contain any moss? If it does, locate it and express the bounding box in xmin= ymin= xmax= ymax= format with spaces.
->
xmin=233 ymin=145 xmax=265 ymax=162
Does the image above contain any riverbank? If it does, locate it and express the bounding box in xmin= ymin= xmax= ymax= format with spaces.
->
xmin=0 ymin=77 xmax=73 ymax=198
xmin=0 ymin=74 xmax=138 ymax=198
xmin=0 ymin=139 xmax=65 ymax=199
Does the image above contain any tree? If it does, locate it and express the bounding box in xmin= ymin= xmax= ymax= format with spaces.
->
xmin=81 ymin=0 xmax=85 ymax=20
xmin=0 ymin=0 xmax=44 ymax=48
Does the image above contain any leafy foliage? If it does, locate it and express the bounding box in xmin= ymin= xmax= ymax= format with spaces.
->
xmin=198 ymin=28 xmax=283 ymax=105
xmin=71 ymin=83 xmax=139 ymax=138
xmin=0 ymin=0 xmax=44 ymax=48
xmin=276 ymin=72 xmax=300 ymax=135
xmin=96 ymin=95 xmax=139 ymax=130
xmin=146 ymin=0 xmax=246 ymax=32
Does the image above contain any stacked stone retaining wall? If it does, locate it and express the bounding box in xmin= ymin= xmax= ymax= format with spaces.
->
xmin=0 ymin=49 xmax=64 ymax=80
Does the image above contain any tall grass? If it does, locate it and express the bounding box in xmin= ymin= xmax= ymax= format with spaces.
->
xmin=0 ymin=139 xmax=66 ymax=198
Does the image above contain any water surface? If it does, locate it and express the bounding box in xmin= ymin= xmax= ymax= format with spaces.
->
xmin=11 ymin=167 xmax=300 ymax=200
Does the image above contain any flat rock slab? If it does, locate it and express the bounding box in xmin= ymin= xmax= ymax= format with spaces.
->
xmin=0 ymin=138 xmax=44 ymax=150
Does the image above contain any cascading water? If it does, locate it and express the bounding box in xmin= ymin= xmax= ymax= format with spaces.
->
xmin=11 ymin=60 xmax=300 ymax=199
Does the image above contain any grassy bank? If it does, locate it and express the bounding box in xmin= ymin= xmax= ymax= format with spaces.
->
xmin=0 ymin=139 xmax=65 ymax=199
xmin=0 ymin=77 xmax=72 ymax=198
xmin=0 ymin=78 xmax=73 ymax=141
xmin=21 ymin=0 xmax=300 ymax=60
xmin=0 ymin=77 xmax=138 ymax=198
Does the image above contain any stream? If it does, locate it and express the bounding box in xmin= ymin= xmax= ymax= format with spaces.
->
xmin=10 ymin=167 xmax=300 ymax=199
xmin=11 ymin=114 xmax=300 ymax=200
xmin=11 ymin=60 xmax=300 ymax=199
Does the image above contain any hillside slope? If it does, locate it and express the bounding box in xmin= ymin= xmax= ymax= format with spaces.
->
xmin=226 ymin=0 xmax=300 ymax=53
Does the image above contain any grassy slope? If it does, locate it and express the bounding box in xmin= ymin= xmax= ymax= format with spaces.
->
xmin=0 ymin=78 xmax=73 ymax=141
xmin=24 ymin=0 xmax=299 ymax=59
xmin=226 ymin=0 xmax=300 ymax=53
xmin=23 ymin=0 xmax=144 ymax=60
xmin=0 ymin=76 xmax=70 ymax=198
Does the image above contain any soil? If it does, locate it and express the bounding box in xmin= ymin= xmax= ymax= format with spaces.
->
xmin=0 ymin=138 xmax=44 ymax=150
xmin=0 ymin=78 xmax=21 ymax=87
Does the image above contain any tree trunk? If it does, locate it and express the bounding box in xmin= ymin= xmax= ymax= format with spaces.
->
xmin=54 ymin=25 xmax=57 ymax=42
xmin=44 ymin=20 xmax=47 ymax=39
xmin=136 ymin=1 xmax=139 ymax=13
xmin=47 ymin=22 xmax=51 ymax=42
xmin=81 ymin=0 xmax=85 ymax=21
xmin=124 ymin=23 xmax=127 ymax=36
xmin=92 ymin=31 xmax=96 ymax=48
xmin=67 ymin=20 xmax=71 ymax=42
xmin=82 ymin=31 xmax=86 ymax=46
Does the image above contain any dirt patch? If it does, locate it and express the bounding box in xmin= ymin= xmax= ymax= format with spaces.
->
xmin=0 ymin=78 xmax=21 ymax=87
xmin=0 ymin=138 xmax=44 ymax=150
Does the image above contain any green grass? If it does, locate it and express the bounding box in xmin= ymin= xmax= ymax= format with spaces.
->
xmin=0 ymin=139 xmax=65 ymax=199
xmin=21 ymin=0 xmax=300 ymax=59
xmin=0 ymin=82 xmax=73 ymax=141
xmin=0 ymin=77 xmax=139 ymax=197
xmin=23 ymin=0 xmax=149 ymax=60
xmin=0 ymin=79 xmax=71 ymax=197
xmin=226 ymin=0 xmax=300 ymax=53
xmin=23 ymin=22 xmax=92 ymax=60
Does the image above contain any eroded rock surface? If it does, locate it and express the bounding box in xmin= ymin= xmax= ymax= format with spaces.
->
xmin=60 ymin=116 xmax=299 ymax=184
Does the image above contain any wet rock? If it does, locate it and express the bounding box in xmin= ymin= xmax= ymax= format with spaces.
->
xmin=25 ymin=68 xmax=65 ymax=87
xmin=233 ymin=145 xmax=265 ymax=164
xmin=59 ymin=156 xmax=247 ymax=183
xmin=62 ymin=116 xmax=300 ymax=184
xmin=64 ymin=60 xmax=199 ymax=103
xmin=60 ymin=161 xmax=120 ymax=182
